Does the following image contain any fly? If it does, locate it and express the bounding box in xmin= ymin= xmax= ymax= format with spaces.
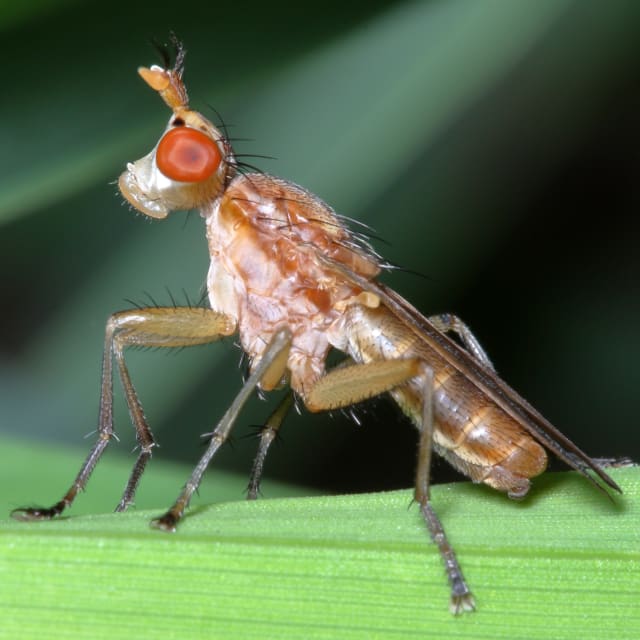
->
xmin=12 ymin=41 xmax=621 ymax=614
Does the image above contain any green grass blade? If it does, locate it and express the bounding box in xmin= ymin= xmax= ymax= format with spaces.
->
xmin=1 ymin=459 xmax=637 ymax=640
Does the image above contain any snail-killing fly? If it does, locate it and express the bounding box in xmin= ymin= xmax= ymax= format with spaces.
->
xmin=12 ymin=42 xmax=621 ymax=614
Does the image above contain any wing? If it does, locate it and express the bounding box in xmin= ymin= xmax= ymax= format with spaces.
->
xmin=317 ymin=253 xmax=621 ymax=496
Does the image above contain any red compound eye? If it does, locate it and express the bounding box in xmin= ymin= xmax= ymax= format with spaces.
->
xmin=156 ymin=127 xmax=222 ymax=182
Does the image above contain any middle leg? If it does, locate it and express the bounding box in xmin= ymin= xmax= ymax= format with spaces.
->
xmin=152 ymin=326 xmax=293 ymax=531
xmin=247 ymin=391 xmax=296 ymax=500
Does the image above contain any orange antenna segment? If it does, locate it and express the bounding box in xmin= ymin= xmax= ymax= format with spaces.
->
xmin=138 ymin=65 xmax=189 ymax=110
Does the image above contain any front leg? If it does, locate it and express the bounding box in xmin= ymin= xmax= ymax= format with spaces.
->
xmin=11 ymin=306 xmax=236 ymax=521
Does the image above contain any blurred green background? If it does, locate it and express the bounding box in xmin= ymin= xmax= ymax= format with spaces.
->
xmin=1 ymin=0 xmax=638 ymax=509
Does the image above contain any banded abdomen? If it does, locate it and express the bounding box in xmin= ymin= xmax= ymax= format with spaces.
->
xmin=332 ymin=303 xmax=547 ymax=498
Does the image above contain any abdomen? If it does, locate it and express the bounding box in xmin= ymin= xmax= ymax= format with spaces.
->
xmin=333 ymin=304 xmax=547 ymax=498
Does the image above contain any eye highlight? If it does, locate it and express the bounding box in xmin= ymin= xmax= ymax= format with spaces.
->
xmin=156 ymin=127 xmax=222 ymax=182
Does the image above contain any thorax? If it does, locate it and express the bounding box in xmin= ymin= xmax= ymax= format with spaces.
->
xmin=204 ymin=173 xmax=380 ymax=395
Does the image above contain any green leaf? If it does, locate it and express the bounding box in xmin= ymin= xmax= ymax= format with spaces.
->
xmin=1 ymin=446 xmax=638 ymax=640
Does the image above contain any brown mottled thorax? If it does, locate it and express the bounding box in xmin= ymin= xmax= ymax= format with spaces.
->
xmin=205 ymin=172 xmax=381 ymax=395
